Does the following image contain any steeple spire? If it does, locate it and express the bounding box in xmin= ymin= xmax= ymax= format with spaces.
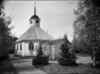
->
xmin=34 ymin=0 xmax=36 ymax=15
xmin=29 ymin=0 xmax=40 ymax=27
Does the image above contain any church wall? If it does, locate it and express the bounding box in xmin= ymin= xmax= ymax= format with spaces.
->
xmin=15 ymin=41 xmax=42 ymax=56
xmin=21 ymin=42 xmax=30 ymax=56
xmin=15 ymin=44 xmax=18 ymax=54
xmin=53 ymin=44 xmax=62 ymax=59
xmin=41 ymin=43 xmax=51 ymax=56
xmin=16 ymin=43 xmax=21 ymax=55
xmin=15 ymin=39 xmax=64 ymax=59
xmin=40 ymin=40 xmax=63 ymax=60
xmin=50 ymin=39 xmax=64 ymax=59
xmin=15 ymin=42 xmax=31 ymax=56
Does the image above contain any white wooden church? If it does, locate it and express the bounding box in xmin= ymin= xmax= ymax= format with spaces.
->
xmin=15 ymin=1 xmax=65 ymax=60
xmin=15 ymin=1 xmax=54 ymax=57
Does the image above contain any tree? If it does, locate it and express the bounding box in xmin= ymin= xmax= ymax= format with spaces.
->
xmin=32 ymin=43 xmax=49 ymax=67
xmin=0 ymin=4 xmax=11 ymax=60
xmin=72 ymin=0 xmax=100 ymax=55
xmin=8 ymin=36 xmax=18 ymax=54
xmin=60 ymin=35 xmax=70 ymax=57
xmin=58 ymin=35 xmax=76 ymax=65
xmin=0 ymin=1 xmax=17 ymax=73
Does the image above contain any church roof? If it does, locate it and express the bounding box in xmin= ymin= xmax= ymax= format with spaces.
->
xmin=17 ymin=0 xmax=54 ymax=42
xmin=17 ymin=25 xmax=54 ymax=42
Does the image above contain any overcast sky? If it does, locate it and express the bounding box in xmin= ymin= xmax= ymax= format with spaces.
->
xmin=4 ymin=1 xmax=78 ymax=41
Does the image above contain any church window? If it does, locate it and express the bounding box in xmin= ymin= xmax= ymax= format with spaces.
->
xmin=29 ymin=42 xmax=34 ymax=50
xmin=17 ymin=44 xmax=18 ymax=51
xmin=20 ymin=44 xmax=22 ymax=50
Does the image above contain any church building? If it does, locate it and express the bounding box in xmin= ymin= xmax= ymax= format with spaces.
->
xmin=15 ymin=1 xmax=54 ymax=56
xmin=15 ymin=1 xmax=67 ymax=61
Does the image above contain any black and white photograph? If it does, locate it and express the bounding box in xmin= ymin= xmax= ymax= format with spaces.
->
xmin=0 ymin=0 xmax=100 ymax=74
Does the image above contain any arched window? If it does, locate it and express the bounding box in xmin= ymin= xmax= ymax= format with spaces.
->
xmin=20 ymin=43 xmax=22 ymax=50
xmin=16 ymin=44 xmax=18 ymax=51
xmin=29 ymin=42 xmax=34 ymax=50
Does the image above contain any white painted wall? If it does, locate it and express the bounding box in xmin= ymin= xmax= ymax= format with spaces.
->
xmin=21 ymin=42 xmax=30 ymax=56
xmin=17 ymin=43 xmax=21 ymax=55
xmin=15 ymin=42 xmax=31 ymax=56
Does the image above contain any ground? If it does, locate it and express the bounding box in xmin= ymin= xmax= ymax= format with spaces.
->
xmin=10 ymin=55 xmax=100 ymax=74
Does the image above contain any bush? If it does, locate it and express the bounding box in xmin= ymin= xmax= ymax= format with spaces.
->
xmin=58 ymin=35 xmax=77 ymax=66
xmin=32 ymin=56 xmax=49 ymax=66
xmin=32 ymin=46 xmax=49 ymax=67
xmin=58 ymin=53 xmax=77 ymax=66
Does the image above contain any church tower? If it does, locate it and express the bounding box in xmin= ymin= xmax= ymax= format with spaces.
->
xmin=29 ymin=0 xmax=40 ymax=27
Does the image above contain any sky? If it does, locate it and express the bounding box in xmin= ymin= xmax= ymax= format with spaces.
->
xmin=4 ymin=0 xmax=78 ymax=42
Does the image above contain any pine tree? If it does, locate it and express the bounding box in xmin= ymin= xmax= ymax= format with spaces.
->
xmin=60 ymin=35 xmax=70 ymax=58
xmin=72 ymin=0 xmax=100 ymax=55
xmin=0 ymin=1 xmax=17 ymax=72
xmin=0 ymin=0 xmax=11 ymax=61
xmin=32 ymin=44 xmax=49 ymax=66
xmin=58 ymin=35 xmax=76 ymax=65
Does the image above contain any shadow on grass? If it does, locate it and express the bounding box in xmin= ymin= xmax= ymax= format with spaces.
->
xmin=0 ymin=62 xmax=18 ymax=74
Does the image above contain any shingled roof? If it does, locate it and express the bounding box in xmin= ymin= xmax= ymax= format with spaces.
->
xmin=17 ymin=25 xmax=53 ymax=41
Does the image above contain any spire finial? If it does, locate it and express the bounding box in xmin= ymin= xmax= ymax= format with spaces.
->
xmin=34 ymin=0 xmax=36 ymax=15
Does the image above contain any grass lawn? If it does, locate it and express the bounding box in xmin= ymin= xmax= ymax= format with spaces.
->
xmin=39 ymin=64 xmax=100 ymax=74
xmin=11 ymin=54 xmax=100 ymax=74
xmin=12 ymin=58 xmax=100 ymax=74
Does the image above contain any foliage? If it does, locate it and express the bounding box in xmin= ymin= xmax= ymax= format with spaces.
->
xmin=72 ymin=0 xmax=100 ymax=55
xmin=8 ymin=36 xmax=18 ymax=54
xmin=0 ymin=1 xmax=17 ymax=72
xmin=32 ymin=45 xmax=49 ymax=66
xmin=0 ymin=17 xmax=11 ymax=58
xmin=60 ymin=35 xmax=70 ymax=58
xmin=58 ymin=35 xmax=76 ymax=65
